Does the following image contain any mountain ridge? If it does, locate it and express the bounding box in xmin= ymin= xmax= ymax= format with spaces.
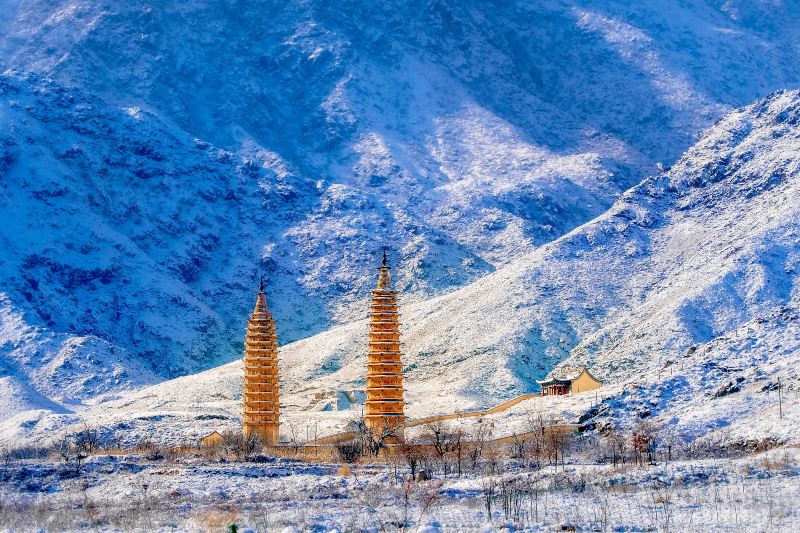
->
xmin=3 ymin=0 xmax=800 ymax=381
xmin=2 ymin=87 xmax=798 ymax=445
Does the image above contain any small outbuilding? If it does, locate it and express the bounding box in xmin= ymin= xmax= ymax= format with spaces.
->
xmin=537 ymin=367 xmax=602 ymax=396
xmin=199 ymin=430 xmax=225 ymax=447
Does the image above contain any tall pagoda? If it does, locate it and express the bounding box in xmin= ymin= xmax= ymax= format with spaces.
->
xmin=365 ymin=249 xmax=406 ymax=441
xmin=242 ymin=278 xmax=280 ymax=444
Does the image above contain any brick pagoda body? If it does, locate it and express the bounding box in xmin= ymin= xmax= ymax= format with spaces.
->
xmin=365 ymin=251 xmax=406 ymax=441
xmin=242 ymin=280 xmax=280 ymax=444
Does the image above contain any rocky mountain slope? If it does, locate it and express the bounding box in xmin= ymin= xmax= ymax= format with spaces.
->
xmin=272 ymin=88 xmax=800 ymax=417
xmin=2 ymin=0 xmax=800 ymax=406
xmin=2 ymin=88 xmax=798 ymax=445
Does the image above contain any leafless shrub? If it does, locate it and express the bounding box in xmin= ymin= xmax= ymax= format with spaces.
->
xmin=335 ymin=437 xmax=363 ymax=463
xmin=58 ymin=433 xmax=88 ymax=475
xmin=221 ymin=430 xmax=263 ymax=460
xmin=397 ymin=440 xmax=427 ymax=478
xmin=631 ymin=421 xmax=656 ymax=466
xmin=344 ymin=416 xmax=401 ymax=458
xmin=7 ymin=444 xmax=49 ymax=461
xmin=482 ymin=474 xmax=496 ymax=520
xmin=544 ymin=426 xmax=574 ymax=469
xmin=414 ymin=479 xmax=444 ymax=527
xmin=195 ymin=506 xmax=239 ymax=532
xmin=497 ymin=475 xmax=527 ymax=523
xmin=73 ymin=426 xmax=100 ymax=456
xmin=467 ymin=416 xmax=494 ymax=472
xmin=646 ymin=483 xmax=674 ymax=532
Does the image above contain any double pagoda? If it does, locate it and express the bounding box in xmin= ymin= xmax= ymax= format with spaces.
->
xmin=242 ymin=279 xmax=280 ymax=444
xmin=364 ymin=250 xmax=406 ymax=440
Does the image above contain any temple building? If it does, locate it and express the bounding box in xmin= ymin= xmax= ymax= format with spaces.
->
xmin=199 ymin=431 xmax=224 ymax=447
xmin=364 ymin=250 xmax=406 ymax=441
xmin=537 ymin=367 xmax=603 ymax=396
xmin=242 ymin=278 xmax=280 ymax=444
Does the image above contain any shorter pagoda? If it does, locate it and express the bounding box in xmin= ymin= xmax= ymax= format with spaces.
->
xmin=365 ymin=250 xmax=406 ymax=441
xmin=242 ymin=278 xmax=280 ymax=444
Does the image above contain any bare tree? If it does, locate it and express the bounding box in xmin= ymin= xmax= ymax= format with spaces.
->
xmin=632 ymin=421 xmax=657 ymax=466
xmin=653 ymin=424 xmax=684 ymax=464
xmin=525 ymin=414 xmax=548 ymax=471
xmin=221 ymin=430 xmax=262 ymax=460
xmin=244 ymin=431 xmax=264 ymax=458
xmin=1 ymin=447 xmax=11 ymax=482
xmin=398 ymin=440 xmax=426 ymax=479
xmin=107 ymin=430 xmax=125 ymax=452
xmin=421 ymin=420 xmax=457 ymax=476
xmin=73 ymin=426 xmax=100 ymax=456
xmin=420 ymin=420 xmax=467 ymax=477
xmin=467 ymin=416 xmax=493 ymax=471
xmin=544 ymin=426 xmax=573 ymax=469
xmin=348 ymin=417 xmax=401 ymax=457
xmin=508 ymin=432 xmax=528 ymax=460
xmin=451 ymin=426 xmax=466 ymax=477
xmin=58 ymin=433 xmax=87 ymax=474
xmin=601 ymin=427 xmax=627 ymax=466
xmin=335 ymin=437 xmax=363 ymax=463
xmin=285 ymin=419 xmax=303 ymax=455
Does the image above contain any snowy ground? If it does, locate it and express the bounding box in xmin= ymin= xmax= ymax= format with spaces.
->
xmin=0 ymin=448 xmax=798 ymax=531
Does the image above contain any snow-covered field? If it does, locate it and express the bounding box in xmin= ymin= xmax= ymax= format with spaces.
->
xmin=1 ymin=448 xmax=798 ymax=531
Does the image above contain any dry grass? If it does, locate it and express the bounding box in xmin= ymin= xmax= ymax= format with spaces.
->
xmin=194 ymin=507 xmax=240 ymax=531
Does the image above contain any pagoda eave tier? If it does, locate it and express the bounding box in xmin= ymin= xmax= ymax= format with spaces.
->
xmin=242 ymin=289 xmax=281 ymax=444
xmin=364 ymin=260 xmax=405 ymax=438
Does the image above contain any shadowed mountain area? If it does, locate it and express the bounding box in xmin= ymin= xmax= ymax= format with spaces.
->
xmin=1 ymin=1 xmax=799 ymax=405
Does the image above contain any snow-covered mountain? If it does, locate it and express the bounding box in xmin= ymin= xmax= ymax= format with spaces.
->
xmin=2 ymin=0 xmax=800 ymax=403
xmin=274 ymin=87 xmax=800 ymax=416
xmin=3 ymin=88 xmax=798 ymax=446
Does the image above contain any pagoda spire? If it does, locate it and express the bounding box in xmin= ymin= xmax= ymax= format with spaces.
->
xmin=365 ymin=249 xmax=405 ymax=442
xmin=242 ymin=278 xmax=280 ymax=444
xmin=377 ymin=248 xmax=392 ymax=290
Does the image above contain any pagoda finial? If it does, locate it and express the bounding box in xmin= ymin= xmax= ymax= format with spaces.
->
xmin=259 ymin=275 xmax=264 ymax=293
xmin=377 ymin=248 xmax=392 ymax=289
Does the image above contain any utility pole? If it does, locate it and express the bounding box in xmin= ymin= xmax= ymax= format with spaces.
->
xmin=778 ymin=378 xmax=783 ymax=420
